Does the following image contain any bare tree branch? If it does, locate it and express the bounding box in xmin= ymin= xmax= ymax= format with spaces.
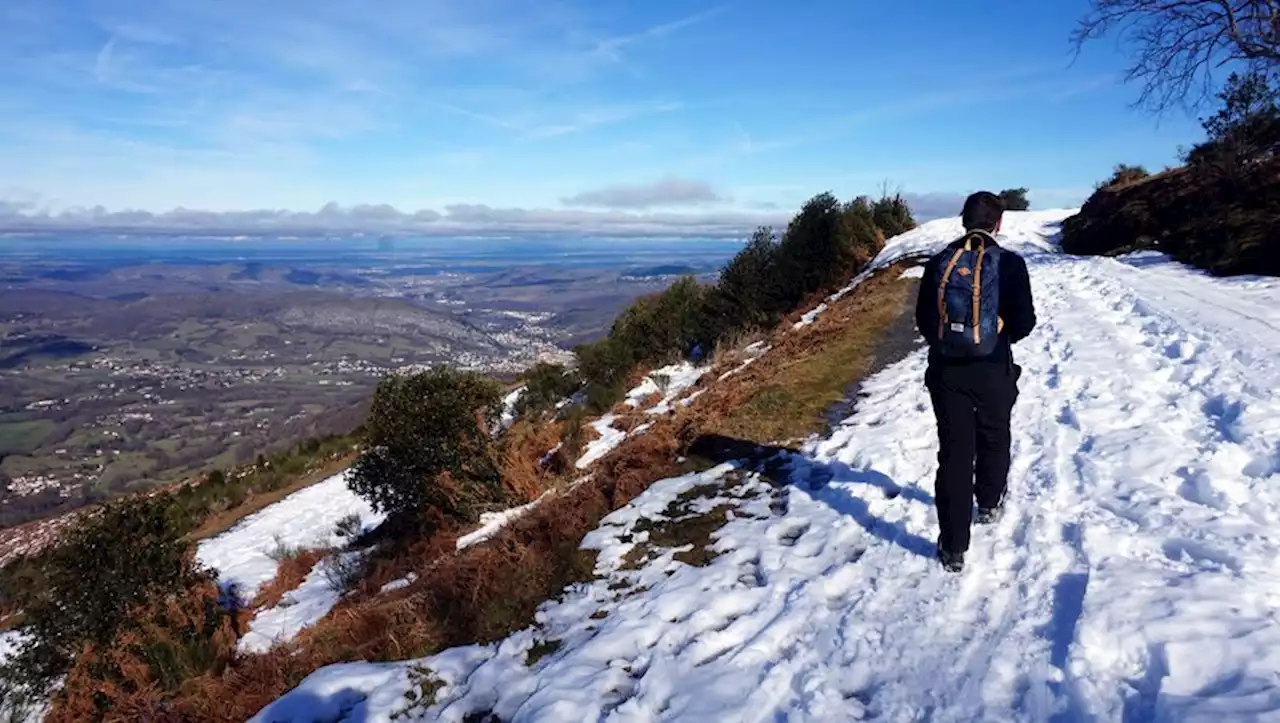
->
xmin=1072 ymin=0 xmax=1280 ymax=113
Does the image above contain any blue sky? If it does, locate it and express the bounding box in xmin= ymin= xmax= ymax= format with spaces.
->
xmin=0 ymin=0 xmax=1209 ymax=236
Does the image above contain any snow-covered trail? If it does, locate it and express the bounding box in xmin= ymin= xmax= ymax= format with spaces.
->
xmin=787 ymin=250 xmax=1280 ymax=721
xmin=252 ymin=214 xmax=1280 ymax=722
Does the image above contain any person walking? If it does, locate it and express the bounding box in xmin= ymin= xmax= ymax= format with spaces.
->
xmin=915 ymin=191 xmax=1036 ymax=572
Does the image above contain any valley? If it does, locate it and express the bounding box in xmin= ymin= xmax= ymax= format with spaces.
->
xmin=0 ymin=239 xmax=735 ymax=527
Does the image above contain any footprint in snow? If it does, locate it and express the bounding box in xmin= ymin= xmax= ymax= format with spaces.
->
xmin=775 ymin=520 xmax=811 ymax=547
xmin=1161 ymin=538 xmax=1242 ymax=574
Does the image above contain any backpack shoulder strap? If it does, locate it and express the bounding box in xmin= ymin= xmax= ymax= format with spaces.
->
xmin=970 ymin=235 xmax=987 ymax=344
xmin=935 ymin=242 xmax=968 ymax=339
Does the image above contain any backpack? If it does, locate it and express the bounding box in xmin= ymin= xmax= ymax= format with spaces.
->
xmin=929 ymin=230 xmax=1003 ymax=358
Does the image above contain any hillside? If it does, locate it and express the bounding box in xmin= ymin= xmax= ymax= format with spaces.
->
xmin=228 ymin=210 xmax=1280 ymax=722
xmin=1060 ymin=156 xmax=1279 ymax=278
xmin=6 ymin=209 xmax=1278 ymax=721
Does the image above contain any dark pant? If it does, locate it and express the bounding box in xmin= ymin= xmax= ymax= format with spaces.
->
xmin=925 ymin=361 xmax=1021 ymax=553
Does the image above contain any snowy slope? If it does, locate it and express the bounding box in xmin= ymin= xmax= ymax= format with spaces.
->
xmin=576 ymin=362 xmax=711 ymax=470
xmin=196 ymin=470 xmax=384 ymax=601
xmin=237 ymin=549 xmax=370 ymax=654
xmin=871 ymin=208 xmax=1079 ymax=269
xmin=252 ymin=212 xmax=1280 ymax=722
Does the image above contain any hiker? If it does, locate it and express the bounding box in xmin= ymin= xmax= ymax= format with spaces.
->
xmin=915 ymin=191 xmax=1035 ymax=573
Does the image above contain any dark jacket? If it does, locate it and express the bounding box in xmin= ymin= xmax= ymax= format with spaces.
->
xmin=914 ymin=235 xmax=1036 ymax=367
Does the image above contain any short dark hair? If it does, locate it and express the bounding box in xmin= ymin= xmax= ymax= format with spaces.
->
xmin=961 ymin=191 xmax=1004 ymax=232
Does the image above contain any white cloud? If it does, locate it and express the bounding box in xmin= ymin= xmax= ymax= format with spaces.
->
xmin=0 ymin=190 xmax=987 ymax=237
xmin=562 ymin=176 xmax=725 ymax=208
xmin=0 ymin=199 xmax=788 ymax=238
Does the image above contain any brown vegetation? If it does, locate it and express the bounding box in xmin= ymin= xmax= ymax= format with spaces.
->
xmin=138 ymin=423 xmax=686 ymax=721
xmin=496 ymin=418 xmax=564 ymax=504
xmin=1061 ymin=157 xmax=1280 ymax=276
xmin=691 ymin=262 xmax=920 ymax=444
xmin=251 ymin=548 xmax=328 ymax=612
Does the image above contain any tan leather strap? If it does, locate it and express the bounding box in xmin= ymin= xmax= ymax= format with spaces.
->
xmin=971 ymin=237 xmax=986 ymax=344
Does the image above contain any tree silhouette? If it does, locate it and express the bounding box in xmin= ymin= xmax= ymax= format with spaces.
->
xmin=1073 ymin=0 xmax=1280 ymax=112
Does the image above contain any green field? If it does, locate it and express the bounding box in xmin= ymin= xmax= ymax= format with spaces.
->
xmin=0 ymin=419 xmax=55 ymax=456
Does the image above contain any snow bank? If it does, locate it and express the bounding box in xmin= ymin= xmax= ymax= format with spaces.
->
xmin=573 ymin=415 xmax=626 ymax=470
xmin=237 ymin=550 xmax=369 ymax=654
xmin=624 ymin=362 xmax=711 ymax=413
xmin=870 ymin=208 xmax=1079 ymax=270
xmin=792 ymin=303 xmax=826 ymax=329
xmin=196 ymin=470 xmax=384 ymax=601
xmin=456 ymin=495 xmax=547 ymax=550
xmin=792 ymin=209 xmax=1078 ymax=330
xmin=498 ymin=386 xmax=524 ymax=430
xmin=575 ymin=363 xmax=710 ymax=470
xmin=379 ymin=573 xmax=417 ymax=594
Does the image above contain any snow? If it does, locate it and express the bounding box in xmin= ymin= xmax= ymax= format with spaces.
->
xmin=0 ymin=631 xmax=46 ymax=723
xmin=253 ymin=211 xmax=1280 ymax=721
xmin=196 ymin=469 xmax=384 ymax=601
xmin=575 ymin=364 xmax=710 ymax=469
xmin=380 ymin=572 xmax=417 ymax=594
xmin=870 ymin=208 xmax=1079 ymax=270
xmin=793 ymin=302 xmax=827 ymax=328
xmin=624 ymin=362 xmax=711 ymax=414
xmin=898 ymin=265 xmax=925 ymax=279
xmin=237 ymin=550 xmax=368 ymax=654
xmin=0 ymin=630 xmax=23 ymax=661
xmin=499 ymin=387 xmax=525 ymax=430
xmin=456 ymin=495 xmax=547 ymax=550
xmin=574 ymin=414 xmax=627 ymax=470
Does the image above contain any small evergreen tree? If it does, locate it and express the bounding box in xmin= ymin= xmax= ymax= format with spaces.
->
xmin=844 ymin=196 xmax=875 ymax=224
xmin=998 ymin=188 xmax=1031 ymax=211
xmin=843 ymin=212 xmax=886 ymax=268
xmin=776 ymin=192 xmax=855 ymax=306
xmin=348 ymin=368 xmax=504 ymax=530
xmin=1186 ymin=70 xmax=1280 ymax=167
xmin=705 ymin=226 xmax=784 ymax=338
xmin=871 ymin=193 xmax=917 ymax=237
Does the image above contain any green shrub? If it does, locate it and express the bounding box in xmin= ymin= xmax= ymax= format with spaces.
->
xmin=703 ymin=226 xmax=785 ymax=338
xmin=570 ymin=190 xmax=900 ymax=404
xmin=348 ymin=367 xmax=505 ymax=531
xmin=1 ymin=495 xmax=217 ymax=699
xmin=1099 ymin=164 xmax=1150 ymax=189
xmin=1185 ymin=70 xmax=1279 ymax=170
xmin=871 ymin=193 xmax=917 ymax=236
xmin=998 ymin=188 xmax=1031 ymax=211
xmin=515 ymin=363 xmax=580 ymax=418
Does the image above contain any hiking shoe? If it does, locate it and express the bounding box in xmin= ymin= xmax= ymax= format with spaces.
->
xmin=975 ymin=505 xmax=1004 ymax=525
xmin=936 ymin=544 xmax=965 ymax=573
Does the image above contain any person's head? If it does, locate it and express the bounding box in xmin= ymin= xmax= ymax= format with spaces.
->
xmin=961 ymin=191 xmax=1004 ymax=233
